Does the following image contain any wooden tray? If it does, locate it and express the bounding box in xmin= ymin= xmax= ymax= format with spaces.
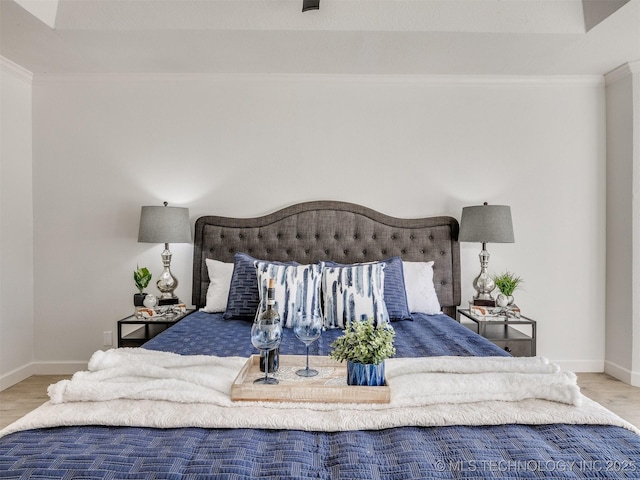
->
xmin=230 ymin=355 xmax=390 ymax=403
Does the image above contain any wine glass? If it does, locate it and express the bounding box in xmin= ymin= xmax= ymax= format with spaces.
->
xmin=293 ymin=312 xmax=323 ymax=377
xmin=251 ymin=315 xmax=282 ymax=385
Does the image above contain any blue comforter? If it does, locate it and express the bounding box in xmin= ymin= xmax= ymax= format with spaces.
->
xmin=142 ymin=311 xmax=510 ymax=358
xmin=1 ymin=312 xmax=639 ymax=479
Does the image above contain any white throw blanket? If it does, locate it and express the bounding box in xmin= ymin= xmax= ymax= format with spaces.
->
xmin=2 ymin=348 xmax=638 ymax=438
xmin=48 ymin=348 xmax=242 ymax=406
xmin=46 ymin=348 xmax=580 ymax=407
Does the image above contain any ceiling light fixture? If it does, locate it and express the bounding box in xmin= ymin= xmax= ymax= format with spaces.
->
xmin=302 ymin=0 xmax=319 ymax=12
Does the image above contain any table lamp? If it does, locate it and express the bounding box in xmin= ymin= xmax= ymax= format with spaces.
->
xmin=138 ymin=202 xmax=191 ymax=304
xmin=459 ymin=202 xmax=514 ymax=306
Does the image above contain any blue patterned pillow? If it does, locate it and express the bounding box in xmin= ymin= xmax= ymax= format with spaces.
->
xmin=323 ymin=257 xmax=411 ymax=321
xmin=321 ymin=262 xmax=390 ymax=329
xmin=254 ymin=262 xmax=322 ymax=328
xmin=224 ymin=253 xmax=298 ymax=320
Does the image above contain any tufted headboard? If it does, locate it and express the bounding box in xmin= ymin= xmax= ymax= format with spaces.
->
xmin=192 ymin=201 xmax=461 ymax=318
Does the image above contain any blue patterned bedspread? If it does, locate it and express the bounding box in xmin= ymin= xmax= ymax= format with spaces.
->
xmin=1 ymin=312 xmax=639 ymax=479
xmin=142 ymin=311 xmax=510 ymax=358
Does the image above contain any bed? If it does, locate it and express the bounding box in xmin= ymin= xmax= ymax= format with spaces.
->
xmin=1 ymin=200 xmax=639 ymax=479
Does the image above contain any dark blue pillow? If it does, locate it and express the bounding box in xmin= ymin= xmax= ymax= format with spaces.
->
xmin=323 ymin=257 xmax=411 ymax=322
xmin=223 ymin=252 xmax=298 ymax=320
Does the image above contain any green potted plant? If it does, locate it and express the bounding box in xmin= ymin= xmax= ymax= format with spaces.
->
xmin=133 ymin=265 xmax=152 ymax=306
xmin=329 ymin=319 xmax=396 ymax=386
xmin=492 ymin=271 xmax=523 ymax=307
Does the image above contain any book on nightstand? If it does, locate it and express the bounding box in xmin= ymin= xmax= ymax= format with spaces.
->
xmin=471 ymin=298 xmax=496 ymax=307
xmin=134 ymin=303 xmax=188 ymax=320
xmin=469 ymin=302 xmax=521 ymax=319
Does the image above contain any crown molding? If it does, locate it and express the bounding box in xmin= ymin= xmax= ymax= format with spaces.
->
xmin=0 ymin=57 xmax=33 ymax=83
xmin=605 ymin=61 xmax=640 ymax=86
xmin=31 ymin=72 xmax=605 ymax=87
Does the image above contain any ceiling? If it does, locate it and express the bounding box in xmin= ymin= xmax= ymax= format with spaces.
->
xmin=1 ymin=0 xmax=638 ymax=76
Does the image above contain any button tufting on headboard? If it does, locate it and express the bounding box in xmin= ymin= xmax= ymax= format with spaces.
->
xmin=192 ymin=201 xmax=460 ymax=318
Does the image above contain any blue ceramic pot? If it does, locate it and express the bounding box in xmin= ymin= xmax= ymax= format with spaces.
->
xmin=347 ymin=360 xmax=385 ymax=386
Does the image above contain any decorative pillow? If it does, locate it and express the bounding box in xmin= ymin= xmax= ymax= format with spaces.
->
xmin=323 ymin=257 xmax=411 ymax=321
xmin=402 ymin=261 xmax=442 ymax=315
xmin=224 ymin=253 xmax=298 ymax=320
xmin=254 ymin=261 xmax=322 ymax=328
xmin=321 ymin=262 xmax=389 ymax=329
xmin=201 ymin=258 xmax=234 ymax=313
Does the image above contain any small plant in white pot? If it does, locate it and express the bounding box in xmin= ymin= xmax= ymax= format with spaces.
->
xmin=329 ymin=319 xmax=396 ymax=386
xmin=492 ymin=271 xmax=523 ymax=307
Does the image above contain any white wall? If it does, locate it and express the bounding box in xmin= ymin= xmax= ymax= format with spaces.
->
xmin=24 ymin=74 xmax=605 ymax=374
xmin=0 ymin=58 xmax=35 ymax=389
xmin=605 ymin=63 xmax=640 ymax=386
xmin=634 ymin=67 xmax=640 ymax=384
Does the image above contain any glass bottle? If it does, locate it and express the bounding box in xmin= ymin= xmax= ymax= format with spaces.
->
xmin=258 ymin=278 xmax=280 ymax=373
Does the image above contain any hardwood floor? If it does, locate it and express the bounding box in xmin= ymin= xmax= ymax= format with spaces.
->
xmin=0 ymin=375 xmax=69 ymax=430
xmin=1 ymin=373 xmax=639 ymax=430
xmin=576 ymin=372 xmax=640 ymax=429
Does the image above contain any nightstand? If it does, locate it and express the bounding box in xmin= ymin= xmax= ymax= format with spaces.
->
xmin=117 ymin=309 xmax=195 ymax=347
xmin=457 ymin=308 xmax=537 ymax=357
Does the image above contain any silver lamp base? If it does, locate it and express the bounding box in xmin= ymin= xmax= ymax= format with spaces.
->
xmin=472 ymin=245 xmax=496 ymax=305
xmin=157 ymin=244 xmax=178 ymax=300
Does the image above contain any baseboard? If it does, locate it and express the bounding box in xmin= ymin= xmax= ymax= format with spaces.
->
xmin=34 ymin=361 xmax=88 ymax=375
xmin=604 ymin=360 xmax=640 ymax=387
xmin=0 ymin=361 xmax=88 ymax=391
xmin=0 ymin=364 xmax=36 ymax=391
xmin=553 ymin=359 xmax=605 ymax=373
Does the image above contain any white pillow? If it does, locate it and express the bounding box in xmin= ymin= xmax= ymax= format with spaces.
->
xmin=321 ymin=262 xmax=389 ymax=329
xmin=201 ymin=259 xmax=234 ymax=313
xmin=402 ymin=261 xmax=442 ymax=315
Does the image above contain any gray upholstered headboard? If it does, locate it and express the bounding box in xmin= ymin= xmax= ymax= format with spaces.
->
xmin=192 ymin=201 xmax=461 ymax=318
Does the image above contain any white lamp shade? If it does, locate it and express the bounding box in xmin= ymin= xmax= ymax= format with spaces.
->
xmin=138 ymin=205 xmax=192 ymax=244
xmin=459 ymin=204 xmax=514 ymax=244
